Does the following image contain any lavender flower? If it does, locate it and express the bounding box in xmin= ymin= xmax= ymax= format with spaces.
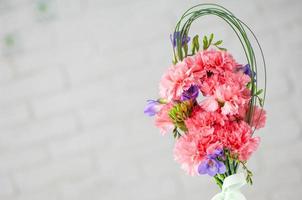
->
xmin=170 ymin=31 xmax=190 ymax=48
xmin=198 ymin=149 xmax=226 ymax=177
xmin=180 ymin=85 xmax=199 ymax=101
xmin=209 ymin=148 xmax=224 ymax=158
xmin=198 ymin=158 xmax=226 ymax=176
xmin=238 ymin=64 xmax=256 ymax=79
xmin=144 ymin=100 xmax=160 ymax=116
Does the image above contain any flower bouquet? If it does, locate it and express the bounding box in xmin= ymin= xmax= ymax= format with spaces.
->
xmin=144 ymin=4 xmax=267 ymax=200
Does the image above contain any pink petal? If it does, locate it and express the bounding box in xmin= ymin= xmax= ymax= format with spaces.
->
xmin=201 ymin=98 xmax=219 ymax=112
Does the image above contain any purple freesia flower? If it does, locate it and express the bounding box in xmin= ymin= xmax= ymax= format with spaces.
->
xmin=209 ymin=148 xmax=224 ymax=159
xmin=144 ymin=100 xmax=162 ymax=116
xmin=238 ymin=64 xmax=256 ymax=80
xmin=170 ymin=31 xmax=190 ymax=48
xmin=198 ymin=148 xmax=226 ymax=176
xmin=198 ymin=158 xmax=226 ymax=176
xmin=180 ymin=85 xmax=199 ymax=101
xmin=242 ymin=64 xmax=252 ymax=76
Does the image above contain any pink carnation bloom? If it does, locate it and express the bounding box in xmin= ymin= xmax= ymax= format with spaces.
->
xmin=251 ymin=106 xmax=266 ymax=129
xmin=173 ymin=130 xmax=221 ymax=176
xmin=216 ymin=120 xmax=260 ymax=161
xmin=185 ymin=106 xmax=226 ymax=135
xmin=174 ymin=120 xmax=260 ymax=175
xmin=237 ymin=105 xmax=267 ymax=130
xmin=154 ymin=104 xmax=174 ymax=135
xmin=159 ymin=59 xmax=196 ymax=101
xmin=238 ymin=136 xmax=260 ymax=161
xmin=159 ymin=50 xmax=239 ymax=100
xmin=187 ymin=50 xmax=238 ymax=77
xmin=200 ymin=73 xmax=251 ymax=116
xmin=197 ymin=49 xmax=238 ymax=74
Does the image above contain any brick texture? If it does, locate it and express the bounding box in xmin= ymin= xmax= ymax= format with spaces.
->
xmin=0 ymin=0 xmax=301 ymax=199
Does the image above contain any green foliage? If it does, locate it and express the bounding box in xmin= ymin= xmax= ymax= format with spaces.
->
xmin=247 ymin=82 xmax=252 ymax=89
xmin=250 ymin=84 xmax=264 ymax=107
xmin=173 ymin=33 xmax=227 ymax=63
xmin=214 ymin=175 xmax=223 ymax=189
xmin=172 ymin=127 xmax=182 ymax=139
xmin=203 ymin=35 xmax=209 ymax=50
xmin=168 ymin=100 xmax=194 ymax=132
xmin=191 ymin=35 xmax=200 ymax=54
xmin=247 ymin=78 xmax=264 ymax=108
xmin=183 ymin=43 xmax=188 ymax=57
xmin=241 ymin=161 xmax=254 ymax=185
xmin=202 ymin=33 xmax=226 ymax=51
xmin=255 ymin=89 xmax=263 ymax=96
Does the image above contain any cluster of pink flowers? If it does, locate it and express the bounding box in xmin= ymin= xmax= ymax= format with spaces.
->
xmin=145 ymin=49 xmax=266 ymax=176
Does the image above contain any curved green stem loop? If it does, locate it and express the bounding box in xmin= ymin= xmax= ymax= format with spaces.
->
xmin=172 ymin=4 xmax=266 ymax=132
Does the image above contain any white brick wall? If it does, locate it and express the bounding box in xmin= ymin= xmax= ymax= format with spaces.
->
xmin=0 ymin=0 xmax=302 ymax=199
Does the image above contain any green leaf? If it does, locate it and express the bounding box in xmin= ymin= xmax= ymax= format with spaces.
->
xmin=193 ymin=35 xmax=200 ymax=53
xmin=252 ymin=84 xmax=257 ymax=94
xmin=195 ymin=36 xmax=200 ymax=51
xmin=168 ymin=101 xmax=193 ymax=131
xmin=246 ymin=170 xmax=253 ymax=185
xmin=173 ymin=127 xmax=182 ymax=139
xmin=255 ymin=89 xmax=263 ymax=96
xmin=208 ymin=33 xmax=214 ymax=45
xmin=214 ymin=40 xmax=223 ymax=46
xmin=203 ymin=35 xmax=208 ymax=50
xmin=172 ymin=58 xmax=177 ymax=65
xmin=177 ymin=42 xmax=183 ymax=61
xmin=191 ymin=35 xmax=199 ymax=54
xmin=217 ymin=47 xmax=227 ymax=51
xmin=259 ymin=97 xmax=264 ymax=107
xmin=184 ymin=43 xmax=188 ymax=57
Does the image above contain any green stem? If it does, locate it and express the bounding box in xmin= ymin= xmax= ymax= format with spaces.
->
xmin=233 ymin=159 xmax=238 ymax=173
xmin=214 ymin=175 xmax=223 ymax=189
xmin=225 ymin=155 xmax=231 ymax=176
xmin=228 ymin=156 xmax=235 ymax=175
xmin=217 ymin=173 xmax=225 ymax=182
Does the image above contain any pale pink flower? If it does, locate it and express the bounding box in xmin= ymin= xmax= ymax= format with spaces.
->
xmin=251 ymin=106 xmax=266 ymax=129
xmin=195 ymin=50 xmax=238 ymax=74
xmin=175 ymin=112 xmax=261 ymax=174
xmin=185 ymin=107 xmax=225 ymax=135
xmin=159 ymin=50 xmax=239 ymax=101
xmin=200 ymin=79 xmax=251 ymax=116
xmin=159 ymin=60 xmax=195 ymax=101
xmin=154 ymin=104 xmax=174 ymax=135
xmin=199 ymin=74 xmax=220 ymax=96
xmin=173 ymin=129 xmax=219 ymax=176
xmin=216 ymin=120 xmax=259 ymax=161
xmin=238 ymin=136 xmax=260 ymax=161
xmin=200 ymin=97 xmax=219 ymax=112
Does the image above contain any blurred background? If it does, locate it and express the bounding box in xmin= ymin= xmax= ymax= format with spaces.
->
xmin=0 ymin=0 xmax=301 ymax=199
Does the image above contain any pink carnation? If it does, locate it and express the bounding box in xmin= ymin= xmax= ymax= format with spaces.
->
xmin=188 ymin=50 xmax=238 ymax=77
xmin=238 ymin=136 xmax=260 ymax=161
xmin=200 ymin=74 xmax=251 ymax=116
xmin=159 ymin=59 xmax=196 ymax=101
xmin=159 ymin=50 xmax=239 ymax=101
xmin=185 ymin=106 xmax=226 ymax=135
xmin=154 ymin=104 xmax=174 ymax=135
xmin=216 ymin=120 xmax=259 ymax=161
xmin=173 ymin=130 xmax=221 ymax=176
